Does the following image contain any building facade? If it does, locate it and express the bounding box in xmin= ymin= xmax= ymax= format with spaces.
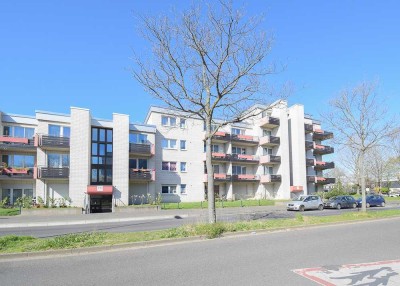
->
xmin=0 ymin=101 xmax=334 ymax=212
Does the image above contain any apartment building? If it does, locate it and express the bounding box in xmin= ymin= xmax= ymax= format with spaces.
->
xmin=0 ymin=101 xmax=335 ymax=212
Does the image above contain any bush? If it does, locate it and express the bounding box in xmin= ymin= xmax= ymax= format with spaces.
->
xmin=324 ymin=189 xmax=348 ymax=200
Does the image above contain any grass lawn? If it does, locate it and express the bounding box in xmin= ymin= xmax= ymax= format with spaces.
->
xmin=2 ymin=209 xmax=400 ymax=254
xmin=147 ymin=199 xmax=275 ymax=210
xmin=0 ymin=208 xmax=19 ymax=216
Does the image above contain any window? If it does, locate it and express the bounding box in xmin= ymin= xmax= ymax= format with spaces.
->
xmin=3 ymin=126 xmax=35 ymax=138
xmin=180 ymin=162 xmax=187 ymax=172
xmin=180 ymin=140 xmax=187 ymax=150
xmin=91 ymin=127 xmax=113 ymax=185
xmin=129 ymin=158 xmax=148 ymax=169
xmin=263 ymin=148 xmax=273 ymax=155
xmin=232 ymin=147 xmax=246 ymax=154
xmin=161 ymin=116 xmax=176 ymax=127
xmin=162 ymin=139 xmax=177 ymax=149
xmin=231 ymin=128 xmax=244 ymax=135
xmin=180 ymin=119 xmax=186 ymax=128
xmin=162 ymin=185 xmax=177 ymax=194
xmin=129 ymin=133 xmax=148 ymax=144
xmin=2 ymin=155 xmax=35 ymax=169
xmin=213 ymin=165 xmax=220 ymax=174
xmin=162 ymin=161 xmax=177 ymax=171
xmin=48 ymin=154 xmax=69 ymax=168
xmin=232 ymin=165 xmax=246 ymax=175
xmin=204 ymin=144 xmax=219 ymax=152
xmin=264 ymin=166 xmax=273 ymax=175
xmin=181 ymin=184 xmax=187 ymax=194
xmin=263 ymin=130 xmax=272 ymax=137
xmin=48 ymin=125 xmax=70 ymax=137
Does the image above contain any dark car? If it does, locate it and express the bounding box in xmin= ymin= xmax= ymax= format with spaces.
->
xmin=356 ymin=195 xmax=386 ymax=208
xmin=323 ymin=195 xmax=357 ymax=209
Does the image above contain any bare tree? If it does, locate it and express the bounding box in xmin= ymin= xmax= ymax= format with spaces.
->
xmin=132 ymin=1 xmax=282 ymax=223
xmin=365 ymin=146 xmax=392 ymax=193
xmin=322 ymin=81 xmax=398 ymax=211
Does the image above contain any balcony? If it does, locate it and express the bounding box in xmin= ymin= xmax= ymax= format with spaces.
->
xmin=259 ymin=135 xmax=280 ymax=146
xmin=259 ymin=116 xmax=280 ymax=128
xmin=290 ymin=186 xmax=304 ymax=193
xmin=307 ymin=176 xmax=336 ymax=184
xmin=305 ymin=141 xmax=314 ymax=150
xmin=0 ymin=136 xmax=36 ymax=152
xmin=230 ymin=154 xmax=259 ymax=164
xmin=313 ymin=129 xmax=333 ymax=141
xmin=36 ymin=134 xmax=70 ymax=150
xmin=304 ymin=124 xmax=313 ymax=133
xmin=230 ymin=134 xmax=259 ymax=146
xmin=260 ymin=174 xmax=282 ymax=184
xmin=0 ymin=167 xmax=33 ymax=180
xmin=129 ymin=143 xmax=155 ymax=157
xmin=207 ymin=152 xmax=231 ymax=162
xmin=203 ymin=173 xmax=232 ymax=183
xmin=314 ymin=161 xmax=335 ymax=170
xmin=129 ymin=169 xmax=155 ymax=182
xmin=36 ymin=167 xmax=69 ymax=179
xmin=232 ymin=174 xmax=260 ymax=182
xmin=313 ymin=144 xmax=334 ymax=155
xmin=260 ymin=155 xmax=281 ymax=164
xmin=211 ymin=131 xmax=231 ymax=143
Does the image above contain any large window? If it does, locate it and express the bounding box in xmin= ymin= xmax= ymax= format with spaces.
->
xmin=263 ymin=148 xmax=273 ymax=155
xmin=3 ymin=126 xmax=34 ymax=138
xmin=91 ymin=127 xmax=113 ymax=185
xmin=161 ymin=116 xmax=177 ymax=127
xmin=129 ymin=133 xmax=148 ymax=144
xmin=129 ymin=158 xmax=148 ymax=169
xmin=231 ymin=128 xmax=244 ymax=135
xmin=232 ymin=165 xmax=246 ymax=175
xmin=162 ymin=161 xmax=176 ymax=171
xmin=232 ymin=147 xmax=246 ymax=155
xmin=48 ymin=154 xmax=69 ymax=168
xmin=1 ymin=154 xmax=34 ymax=169
xmin=162 ymin=185 xmax=177 ymax=194
xmin=264 ymin=166 xmax=273 ymax=175
xmin=49 ymin=125 xmax=70 ymax=137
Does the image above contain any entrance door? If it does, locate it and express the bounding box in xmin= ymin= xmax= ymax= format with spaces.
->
xmin=90 ymin=195 xmax=112 ymax=213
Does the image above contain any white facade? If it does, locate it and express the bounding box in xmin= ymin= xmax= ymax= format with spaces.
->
xmin=0 ymin=102 xmax=334 ymax=211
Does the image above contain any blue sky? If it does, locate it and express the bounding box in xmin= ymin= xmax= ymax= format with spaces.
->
xmin=0 ymin=0 xmax=399 ymax=124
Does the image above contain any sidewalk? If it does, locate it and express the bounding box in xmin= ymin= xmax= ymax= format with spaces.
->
xmin=0 ymin=205 xmax=284 ymax=229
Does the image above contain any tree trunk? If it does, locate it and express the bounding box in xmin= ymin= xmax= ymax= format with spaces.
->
xmin=360 ymin=151 xmax=367 ymax=212
xmin=205 ymin=129 xmax=216 ymax=223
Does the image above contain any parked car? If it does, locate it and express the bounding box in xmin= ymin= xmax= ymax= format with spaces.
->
xmin=287 ymin=195 xmax=324 ymax=211
xmin=323 ymin=195 xmax=357 ymax=209
xmin=356 ymin=195 xmax=386 ymax=208
xmin=389 ymin=191 xmax=400 ymax=197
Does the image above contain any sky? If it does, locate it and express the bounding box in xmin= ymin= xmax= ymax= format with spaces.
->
xmin=0 ymin=0 xmax=399 ymax=124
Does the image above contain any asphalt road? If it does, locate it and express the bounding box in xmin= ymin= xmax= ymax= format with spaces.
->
xmin=2 ymin=217 xmax=400 ymax=285
xmin=1 ymin=204 xmax=399 ymax=238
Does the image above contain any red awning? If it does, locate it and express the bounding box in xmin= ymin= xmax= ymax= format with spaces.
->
xmin=87 ymin=185 xmax=113 ymax=195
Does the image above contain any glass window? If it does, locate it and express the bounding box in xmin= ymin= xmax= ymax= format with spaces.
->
xmin=181 ymin=184 xmax=187 ymax=194
xmin=106 ymin=130 xmax=112 ymax=142
xmin=13 ymin=189 xmax=23 ymax=205
xmin=99 ymin=129 xmax=106 ymax=142
xmin=62 ymin=154 xmax=69 ymax=167
xmin=162 ymin=186 xmax=169 ymax=194
xmin=3 ymin=126 xmax=10 ymax=136
xmin=138 ymin=159 xmax=148 ymax=169
xmin=92 ymin=143 xmax=98 ymax=155
xmin=92 ymin=157 xmax=99 ymax=164
xmin=14 ymin=126 xmax=24 ymax=138
xmin=264 ymin=148 xmax=273 ymax=155
xmin=63 ymin=127 xmax=70 ymax=138
xmin=161 ymin=116 xmax=168 ymax=126
xmin=170 ymin=140 xmax=177 ymax=149
xmin=106 ymin=157 xmax=113 ymax=165
xmin=106 ymin=169 xmax=112 ymax=182
xmin=129 ymin=159 xmax=137 ymax=169
xmin=24 ymin=189 xmax=33 ymax=198
xmin=211 ymin=145 xmax=219 ymax=152
xmin=162 ymin=139 xmax=168 ymax=149
xmin=98 ymin=169 xmax=105 ymax=182
xmin=162 ymin=185 xmax=176 ymax=194
xmin=99 ymin=144 xmax=105 ymax=156
xmin=139 ymin=134 xmax=147 ymax=143
xmin=180 ymin=140 xmax=186 ymax=150
xmin=25 ymin=128 xmax=34 ymax=139
xmin=233 ymin=166 xmax=246 ymax=175
xmin=13 ymin=155 xmax=24 ymax=168
xmin=162 ymin=161 xmax=176 ymax=171
xmin=213 ymin=165 xmax=220 ymax=173
xmin=92 ymin=128 xmax=98 ymax=141
xmin=180 ymin=162 xmax=187 ymax=172
xmin=25 ymin=156 xmax=35 ymax=168
xmin=231 ymin=128 xmax=244 ymax=135
xmin=106 ymin=144 xmax=112 ymax=155
xmin=2 ymin=155 xmax=9 ymax=165
xmin=170 ymin=117 xmax=176 ymax=126
xmin=91 ymin=169 xmax=98 ymax=182
xmin=49 ymin=125 xmax=61 ymax=137
xmin=180 ymin=119 xmax=186 ymax=128
xmin=263 ymin=130 xmax=272 ymax=137
xmin=162 ymin=162 xmax=169 ymax=171
xmin=48 ymin=154 xmax=60 ymax=168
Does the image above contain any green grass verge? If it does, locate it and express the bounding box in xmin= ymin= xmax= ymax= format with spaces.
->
xmin=155 ymin=199 xmax=275 ymax=209
xmin=2 ymin=209 xmax=400 ymax=254
xmin=0 ymin=208 xmax=20 ymax=216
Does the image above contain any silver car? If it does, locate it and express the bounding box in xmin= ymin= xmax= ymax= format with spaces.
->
xmin=287 ymin=195 xmax=324 ymax=211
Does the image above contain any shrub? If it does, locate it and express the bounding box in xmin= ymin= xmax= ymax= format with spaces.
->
xmin=324 ymin=189 xmax=348 ymax=200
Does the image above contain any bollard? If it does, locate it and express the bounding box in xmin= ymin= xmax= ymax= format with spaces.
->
xmin=178 ymin=202 xmax=180 ymax=209
xmin=258 ymin=199 xmax=261 ymax=206
xmin=241 ymin=200 xmax=243 ymax=207
xmin=201 ymin=201 xmax=203 ymax=209
xmin=19 ymin=205 xmax=22 ymax=215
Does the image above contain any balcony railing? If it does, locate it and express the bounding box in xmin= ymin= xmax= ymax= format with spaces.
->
xmin=129 ymin=143 xmax=154 ymax=156
xmin=260 ymin=155 xmax=281 ymax=164
xmin=313 ymin=129 xmax=334 ymax=141
xmin=209 ymin=152 xmax=231 ymax=161
xmin=203 ymin=173 xmax=232 ymax=182
xmin=259 ymin=116 xmax=280 ymax=128
xmin=259 ymin=135 xmax=280 ymax=146
xmin=0 ymin=167 xmax=34 ymax=179
xmin=129 ymin=169 xmax=155 ymax=181
xmin=313 ymin=144 xmax=334 ymax=155
xmin=230 ymin=134 xmax=259 ymax=145
xmin=305 ymin=141 xmax=314 ymax=150
xmin=307 ymin=176 xmax=336 ymax=184
xmin=260 ymin=174 xmax=282 ymax=183
xmin=36 ymin=167 xmax=69 ymax=179
xmin=232 ymin=174 xmax=260 ymax=182
xmin=304 ymin=124 xmax=313 ymax=133
xmin=230 ymin=154 xmax=259 ymax=163
xmin=0 ymin=136 xmax=36 ymax=151
xmin=36 ymin=134 xmax=70 ymax=149
xmin=314 ymin=161 xmax=335 ymax=170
